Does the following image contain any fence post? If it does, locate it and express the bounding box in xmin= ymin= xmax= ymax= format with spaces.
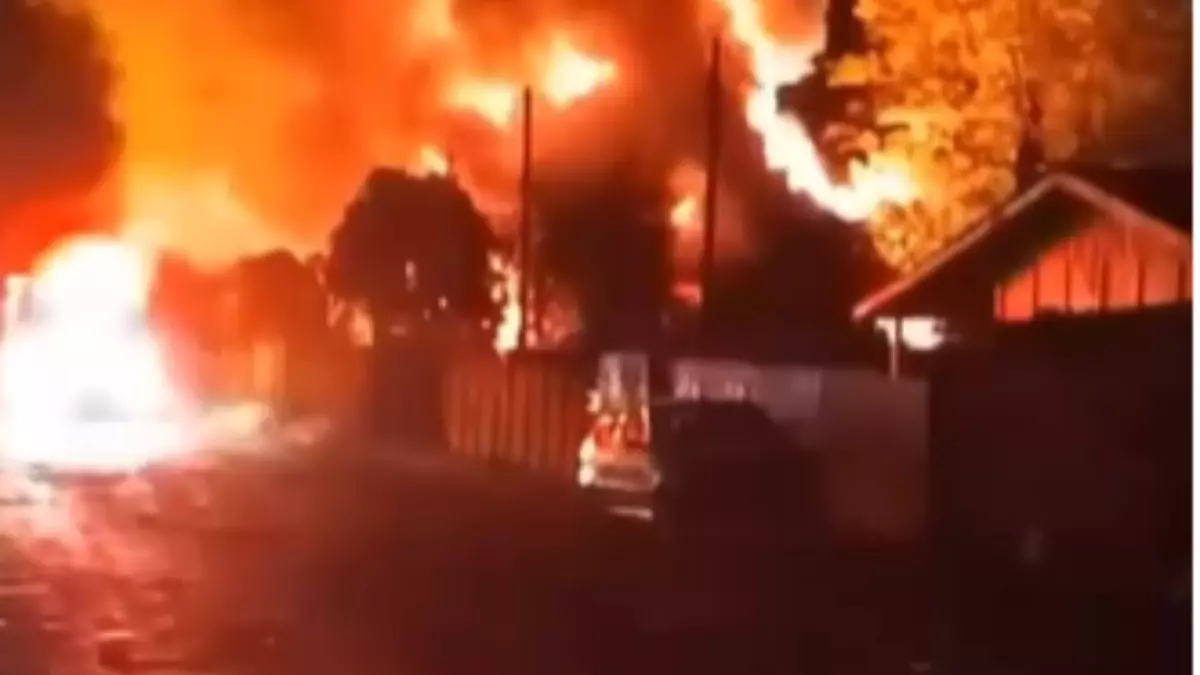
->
xmin=888 ymin=316 xmax=904 ymax=379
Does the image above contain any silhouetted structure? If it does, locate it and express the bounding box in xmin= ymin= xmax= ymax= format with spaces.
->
xmin=327 ymin=168 xmax=496 ymax=439
xmin=700 ymin=36 xmax=723 ymax=329
xmin=854 ymin=165 xmax=1193 ymax=372
xmin=931 ymin=305 xmax=1190 ymax=675
xmin=233 ymin=250 xmax=327 ymax=346
xmin=326 ymin=168 xmax=496 ymax=347
xmin=536 ymin=160 xmax=673 ymax=352
xmin=518 ymin=86 xmax=534 ymax=349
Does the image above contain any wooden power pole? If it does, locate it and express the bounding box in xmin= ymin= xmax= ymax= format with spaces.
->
xmin=517 ymin=86 xmax=534 ymax=350
xmin=700 ymin=36 xmax=723 ymax=331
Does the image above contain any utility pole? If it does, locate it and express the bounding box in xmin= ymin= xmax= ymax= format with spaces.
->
xmin=700 ymin=35 xmax=723 ymax=331
xmin=517 ymin=86 xmax=534 ymax=350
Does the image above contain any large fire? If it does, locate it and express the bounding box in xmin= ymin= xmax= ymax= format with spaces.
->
xmin=716 ymin=0 xmax=915 ymax=220
xmin=448 ymin=35 xmax=617 ymax=129
xmin=0 ymin=237 xmax=190 ymax=471
xmin=70 ymin=0 xmax=923 ymax=353
xmin=0 ymin=236 xmax=277 ymax=472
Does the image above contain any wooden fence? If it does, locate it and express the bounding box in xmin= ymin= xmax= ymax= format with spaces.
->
xmin=442 ymin=353 xmax=592 ymax=481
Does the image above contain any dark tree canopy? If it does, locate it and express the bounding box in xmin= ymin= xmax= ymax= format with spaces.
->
xmin=326 ymin=168 xmax=496 ymax=339
xmin=150 ymin=252 xmax=223 ymax=347
xmin=0 ymin=1 xmax=117 ymax=267
xmin=719 ymin=221 xmax=882 ymax=321
xmin=232 ymin=249 xmax=327 ymax=345
xmin=536 ymin=160 xmax=673 ymax=350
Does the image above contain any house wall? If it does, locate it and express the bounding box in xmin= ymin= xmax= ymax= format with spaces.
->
xmin=816 ymin=370 xmax=928 ymax=545
xmin=441 ymin=353 xmax=592 ymax=479
xmin=995 ymin=209 xmax=1191 ymax=321
xmin=930 ymin=342 xmax=1190 ymax=672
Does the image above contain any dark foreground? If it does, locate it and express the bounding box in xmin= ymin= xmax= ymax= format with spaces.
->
xmin=0 ymin=437 xmax=1182 ymax=675
xmin=0 ymin=438 xmax=928 ymax=675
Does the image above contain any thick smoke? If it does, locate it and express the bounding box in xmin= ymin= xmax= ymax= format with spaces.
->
xmin=72 ymin=0 xmax=828 ymax=263
xmin=0 ymin=1 xmax=119 ymax=270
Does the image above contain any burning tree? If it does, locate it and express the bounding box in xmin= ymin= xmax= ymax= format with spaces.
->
xmin=325 ymin=168 xmax=496 ymax=347
xmin=828 ymin=0 xmax=1191 ymax=270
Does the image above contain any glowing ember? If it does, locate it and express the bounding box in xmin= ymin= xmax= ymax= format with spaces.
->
xmin=875 ymin=315 xmax=947 ymax=351
xmin=717 ymin=0 xmax=916 ymax=220
xmin=672 ymin=281 xmax=703 ymax=307
xmin=668 ymin=162 xmax=707 ymax=235
xmin=489 ymin=252 xmax=522 ymax=354
xmin=670 ymin=196 xmax=699 ymax=231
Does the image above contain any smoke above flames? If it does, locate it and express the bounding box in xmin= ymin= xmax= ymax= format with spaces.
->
xmin=60 ymin=0 xmax=908 ymax=268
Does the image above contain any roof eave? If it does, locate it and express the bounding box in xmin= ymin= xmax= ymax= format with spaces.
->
xmin=851 ymin=174 xmax=1063 ymax=322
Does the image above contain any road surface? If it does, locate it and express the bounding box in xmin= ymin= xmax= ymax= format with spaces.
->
xmin=0 ymin=438 xmax=926 ymax=675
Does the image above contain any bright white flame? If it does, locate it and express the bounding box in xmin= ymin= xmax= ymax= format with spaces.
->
xmin=875 ymin=316 xmax=947 ymax=351
xmin=32 ymin=237 xmax=152 ymax=320
xmin=0 ymin=236 xmax=193 ymax=472
xmin=489 ymin=252 xmax=522 ymax=354
xmin=716 ymin=0 xmax=916 ymax=220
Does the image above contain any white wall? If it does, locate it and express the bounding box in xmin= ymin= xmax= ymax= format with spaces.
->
xmin=816 ymin=369 xmax=928 ymax=544
xmin=669 ymin=358 xmax=930 ymax=543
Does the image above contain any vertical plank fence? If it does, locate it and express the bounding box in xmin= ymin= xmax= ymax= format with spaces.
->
xmin=442 ymin=352 xmax=591 ymax=482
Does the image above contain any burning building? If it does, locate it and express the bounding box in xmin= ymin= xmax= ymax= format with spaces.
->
xmin=63 ymin=0 xmax=912 ymax=266
xmin=853 ymin=165 xmax=1193 ymax=375
xmin=0 ymin=0 xmax=938 ymax=371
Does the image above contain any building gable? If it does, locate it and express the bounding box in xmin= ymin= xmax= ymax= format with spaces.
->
xmin=854 ymin=169 xmax=1193 ymax=325
xmin=995 ymin=200 xmax=1191 ymax=321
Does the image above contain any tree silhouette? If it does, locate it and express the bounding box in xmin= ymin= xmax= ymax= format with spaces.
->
xmin=326 ymin=168 xmax=496 ymax=347
xmin=711 ymin=208 xmax=889 ymax=332
xmin=829 ymin=0 xmax=1190 ymax=270
xmin=150 ymin=252 xmax=221 ymax=343
xmin=537 ymin=161 xmax=672 ymax=350
xmin=232 ymin=249 xmax=327 ymax=346
xmin=226 ymin=250 xmax=330 ymax=413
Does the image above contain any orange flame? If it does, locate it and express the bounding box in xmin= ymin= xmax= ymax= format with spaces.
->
xmin=118 ymin=168 xmax=294 ymax=268
xmin=449 ymin=79 xmax=521 ymax=128
xmin=488 ymin=252 xmax=522 ymax=354
xmin=449 ymin=36 xmax=617 ymax=128
xmin=717 ymin=0 xmax=915 ymax=220
xmin=415 ymin=145 xmax=450 ymax=177
xmin=541 ymin=36 xmax=618 ymax=107
xmin=77 ymin=0 xmax=923 ymax=358
xmin=0 ymin=236 xmax=189 ymax=471
xmin=670 ymin=195 xmax=699 ymax=231
xmin=668 ymin=162 xmax=707 ymax=235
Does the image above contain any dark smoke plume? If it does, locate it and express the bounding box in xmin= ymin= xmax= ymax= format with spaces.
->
xmin=0 ymin=0 xmax=118 ymax=269
xmin=74 ymin=0 xmax=828 ymax=262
